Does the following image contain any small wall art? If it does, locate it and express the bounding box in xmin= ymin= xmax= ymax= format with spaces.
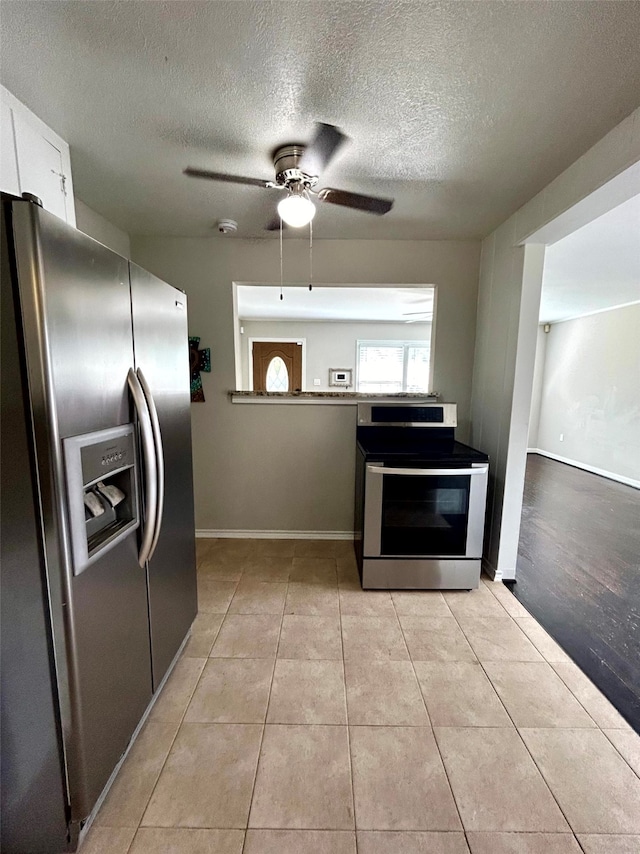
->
xmin=189 ymin=337 xmax=211 ymax=402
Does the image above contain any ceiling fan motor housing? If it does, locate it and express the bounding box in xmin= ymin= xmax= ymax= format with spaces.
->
xmin=183 ymin=123 xmax=393 ymax=228
xmin=273 ymin=144 xmax=318 ymax=189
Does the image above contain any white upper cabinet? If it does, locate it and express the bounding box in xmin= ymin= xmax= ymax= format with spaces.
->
xmin=0 ymin=99 xmax=20 ymax=195
xmin=1 ymin=85 xmax=75 ymax=225
xmin=13 ymin=113 xmax=69 ymax=221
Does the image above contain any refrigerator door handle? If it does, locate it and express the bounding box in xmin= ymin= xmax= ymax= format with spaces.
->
xmin=137 ymin=368 xmax=165 ymax=562
xmin=127 ymin=368 xmax=158 ymax=567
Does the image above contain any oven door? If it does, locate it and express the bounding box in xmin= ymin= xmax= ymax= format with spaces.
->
xmin=363 ymin=462 xmax=488 ymax=559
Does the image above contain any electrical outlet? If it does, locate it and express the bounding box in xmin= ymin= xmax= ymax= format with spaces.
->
xmin=313 ymin=378 xmax=321 ymax=387
xmin=559 ymin=433 xmax=564 ymax=442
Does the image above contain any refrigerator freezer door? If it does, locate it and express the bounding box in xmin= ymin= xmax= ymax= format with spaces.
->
xmin=130 ymin=263 xmax=197 ymax=688
xmin=1 ymin=199 xmax=69 ymax=853
xmin=27 ymin=206 xmax=135 ymax=439
xmin=9 ymin=201 xmax=153 ymax=824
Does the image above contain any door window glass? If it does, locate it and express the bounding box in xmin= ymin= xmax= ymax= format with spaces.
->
xmin=266 ymin=356 xmax=289 ymax=391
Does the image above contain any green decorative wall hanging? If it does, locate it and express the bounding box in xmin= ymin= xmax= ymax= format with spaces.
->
xmin=189 ymin=337 xmax=211 ymax=402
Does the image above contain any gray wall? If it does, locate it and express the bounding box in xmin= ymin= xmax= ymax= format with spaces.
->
xmin=533 ymin=304 xmax=640 ymax=484
xmin=75 ymin=198 xmax=131 ymax=257
xmin=471 ymin=106 xmax=640 ymax=580
xmin=471 ymin=232 xmax=545 ymax=580
xmin=528 ymin=325 xmax=548 ymax=448
xmin=239 ymin=318 xmax=431 ymax=392
xmin=130 ymin=237 xmax=480 ymax=533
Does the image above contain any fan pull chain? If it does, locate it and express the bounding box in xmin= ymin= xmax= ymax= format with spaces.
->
xmin=308 ymin=217 xmax=313 ymax=291
xmin=279 ymin=216 xmax=284 ymax=300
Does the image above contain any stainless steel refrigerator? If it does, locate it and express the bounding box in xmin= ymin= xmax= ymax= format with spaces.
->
xmin=1 ymin=194 xmax=198 ymax=852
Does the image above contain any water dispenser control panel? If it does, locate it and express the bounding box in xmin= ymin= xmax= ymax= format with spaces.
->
xmin=81 ymin=434 xmax=134 ymax=484
xmin=64 ymin=424 xmax=140 ymax=575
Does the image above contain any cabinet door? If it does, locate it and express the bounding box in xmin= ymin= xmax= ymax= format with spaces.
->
xmin=0 ymin=101 xmax=20 ymax=195
xmin=13 ymin=113 xmax=68 ymax=221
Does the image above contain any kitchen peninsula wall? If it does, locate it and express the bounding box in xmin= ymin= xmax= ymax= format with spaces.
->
xmin=130 ymin=237 xmax=480 ymax=535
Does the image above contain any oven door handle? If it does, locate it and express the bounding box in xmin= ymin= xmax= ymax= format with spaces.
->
xmin=367 ymin=464 xmax=488 ymax=476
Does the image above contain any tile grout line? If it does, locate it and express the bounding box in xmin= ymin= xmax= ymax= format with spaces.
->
xmin=393 ymin=592 xmax=468 ymax=839
xmin=128 ymin=550 xmax=260 ymax=845
xmin=445 ymin=594 xmax=582 ymax=842
xmin=127 ymin=621 xmax=224 ymax=845
xmin=159 ymin=549 xmax=290 ymax=848
xmin=481 ymin=581 xmax=619 ymax=737
xmin=484 ymin=579 xmax=597 ymax=684
xmin=338 ymin=558 xmax=359 ymax=850
xmin=600 ymin=728 xmax=640 ymax=784
xmin=240 ymin=577 xmax=286 ymax=854
xmin=121 ymin=545 xmax=222 ymax=853
xmin=549 ymin=660 xmax=636 ymax=734
xmin=200 ymin=609 xmax=226 ymax=658
xmin=111 ymin=547 xmax=638 ymax=847
xmin=444 ymin=593 xmax=544 ymax=731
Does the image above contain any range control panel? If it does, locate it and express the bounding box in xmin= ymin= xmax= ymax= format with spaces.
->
xmin=358 ymin=402 xmax=457 ymax=428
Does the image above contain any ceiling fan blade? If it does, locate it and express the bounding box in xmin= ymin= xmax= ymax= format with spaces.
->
xmin=298 ymin=123 xmax=348 ymax=176
xmin=317 ymin=187 xmax=393 ymax=215
xmin=264 ymin=216 xmax=289 ymax=231
xmin=184 ymin=167 xmax=272 ymax=188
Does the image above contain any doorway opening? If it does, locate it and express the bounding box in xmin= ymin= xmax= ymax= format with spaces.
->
xmin=513 ymin=189 xmax=640 ymax=732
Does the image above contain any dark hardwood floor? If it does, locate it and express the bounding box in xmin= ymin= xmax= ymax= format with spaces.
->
xmin=509 ymin=454 xmax=640 ymax=733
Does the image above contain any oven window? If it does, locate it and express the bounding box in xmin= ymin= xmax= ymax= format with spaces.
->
xmin=381 ymin=474 xmax=470 ymax=556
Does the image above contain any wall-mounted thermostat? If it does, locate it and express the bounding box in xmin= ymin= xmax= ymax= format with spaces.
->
xmin=329 ymin=368 xmax=353 ymax=387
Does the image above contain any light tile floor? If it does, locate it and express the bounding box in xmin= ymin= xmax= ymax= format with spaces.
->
xmin=82 ymin=538 xmax=640 ymax=853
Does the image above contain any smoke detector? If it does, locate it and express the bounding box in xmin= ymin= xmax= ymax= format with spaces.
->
xmin=215 ymin=219 xmax=238 ymax=234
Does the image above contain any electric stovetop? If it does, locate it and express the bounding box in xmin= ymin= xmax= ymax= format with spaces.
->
xmin=357 ymin=427 xmax=489 ymax=466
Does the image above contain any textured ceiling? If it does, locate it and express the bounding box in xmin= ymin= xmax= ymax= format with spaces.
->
xmin=2 ymin=1 xmax=640 ymax=239
xmin=238 ymin=286 xmax=434 ymax=322
xmin=541 ymin=194 xmax=640 ymax=324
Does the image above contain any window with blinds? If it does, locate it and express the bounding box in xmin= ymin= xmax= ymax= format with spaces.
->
xmin=356 ymin=340 xmax=431 ymax=393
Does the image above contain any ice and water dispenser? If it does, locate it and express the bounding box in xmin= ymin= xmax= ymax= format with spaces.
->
xmin=64 ymin=424 xmax=140 ymax=575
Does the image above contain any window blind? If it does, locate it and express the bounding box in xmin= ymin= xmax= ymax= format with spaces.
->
xmin=356 ymin=341 xmax=430 ymax=393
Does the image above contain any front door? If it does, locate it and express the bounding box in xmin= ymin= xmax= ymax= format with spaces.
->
xmin=252 ymin=341 xmax=303 ymax=391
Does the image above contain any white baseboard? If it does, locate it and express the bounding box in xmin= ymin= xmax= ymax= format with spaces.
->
xmin=482 ymin=557 xmax=502 ymax=582
xmin=527 ymin=449 xmax=640 ymax=490
xmin=196 ymin=529 xmax=355 ymax=540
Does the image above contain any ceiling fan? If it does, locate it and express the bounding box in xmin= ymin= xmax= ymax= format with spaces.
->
xmin=402 ymin=310 xmax=433 ymax=324
xmin=184 ymin=122 xmax=394 ymax=230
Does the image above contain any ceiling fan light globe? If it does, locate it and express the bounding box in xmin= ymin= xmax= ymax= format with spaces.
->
xmin=277 ymin=194 xmax=316 ymax=228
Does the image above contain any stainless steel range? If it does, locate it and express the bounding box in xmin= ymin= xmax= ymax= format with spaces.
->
xmin=355 ymin=402 xmax=489 ymax=590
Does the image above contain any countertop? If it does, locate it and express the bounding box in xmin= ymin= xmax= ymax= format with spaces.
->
xmin=229 ymin=391 xmax=440 ymax=404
